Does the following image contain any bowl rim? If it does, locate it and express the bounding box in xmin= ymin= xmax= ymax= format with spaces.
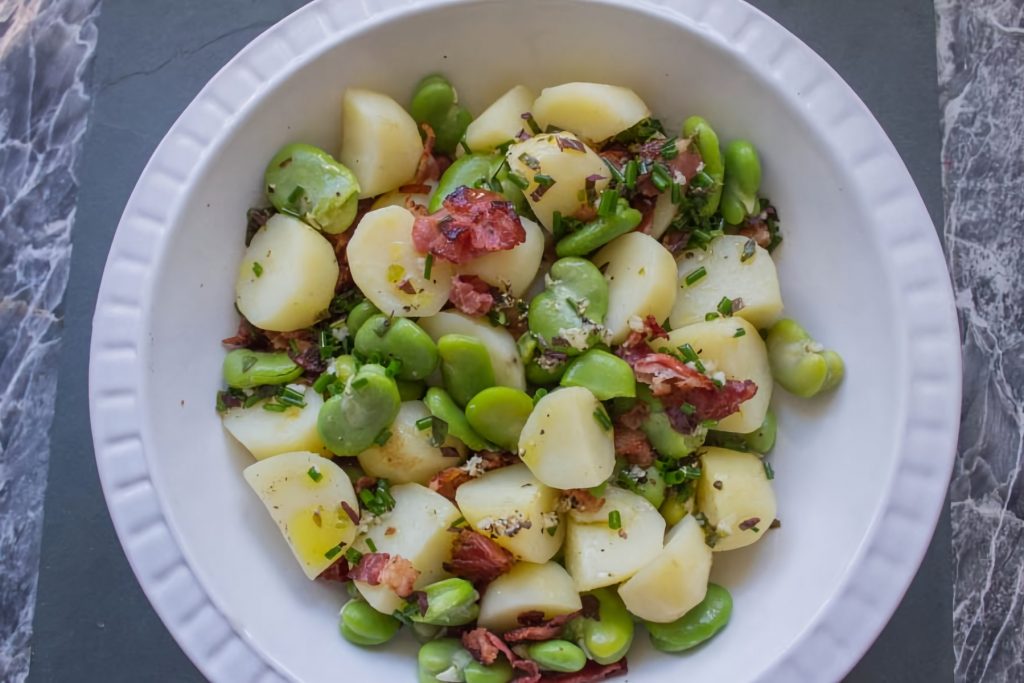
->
xmin=88 ymin=0 xmax=961 ymax=681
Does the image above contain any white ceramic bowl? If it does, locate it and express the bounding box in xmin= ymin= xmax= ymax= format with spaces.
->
xmin=89 ymin=1 xmax=961 ymax=681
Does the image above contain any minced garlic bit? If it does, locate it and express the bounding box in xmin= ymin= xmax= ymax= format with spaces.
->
xmin=476 ymin=512 xmax=532 ymax=538
xmin=459 ymin=455 xmax=487 ymax=478
xmin=627 ymin=315 xmax=646 ymax=333
xmin=557 ymin=320 xmax=609 ymax=352
xmin=330 ymin=324 xmax=350 ymax=343
xmin=357 ymin=511 xmax=390 ymax=536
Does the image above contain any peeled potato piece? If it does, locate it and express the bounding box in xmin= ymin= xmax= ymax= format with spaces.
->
xmin=697 ymin=447 xmax=777 ymax=552
xmin=353 ymin=483 xmax=461 ymax=613
xmin=533 ymin=82 xmax=651 ymax=143
xmin=340 ymin=88 xmax=423 ymax=198
xmin=477 ymin=561 xmax=582 ymax=633
xmin=506 ymin=133 xmax=609 ymax=231
xmin=456 ymin=464 xmax=564 ymax=563
xmin=235 ymin=214 xmax=339 ymax=332
xmin=418 ymin=311 xmax=526 ymax=390
xmin=565 ymin=487 xmax=665 ymax=591
xmin=592 ymin=232 xmax=678 ymax=344
xmin=348 ymin=206 xmax=454 ymax=317
xmin=671 ymin=234 xmax=783 ymax=330
xmin=655 ymin=317 xmax=771 ymax=433
xmin=465 ymin=85 xmax=536 ymax=153
xmin=518 ymin=387 xmax=615 ymax=490
xmin=648 ymin=191 xmax=678 ymax=239
xmin=357 ymin=401 xmax=465 ymax=485
xmin=457 ymin=216 xmax=545 ymax=296
xmin=618 ymin=515 xmax=712 ymax=622
xmin=223 ymin=389 xmax=327 ymax=460
xmin=243 ymin=451 xmax=358 ymax=579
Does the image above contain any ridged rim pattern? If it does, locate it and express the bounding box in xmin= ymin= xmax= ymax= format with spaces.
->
xmin=88 ymin=0 xmax=961 ymax=681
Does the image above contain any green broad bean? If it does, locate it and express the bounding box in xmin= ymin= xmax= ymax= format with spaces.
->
xmin=418 ymin=639 xmax=466 ymax=683
xmin=333 ymin=355 xmax=358 ymax=385
xmin=618 ymin=461 xmax=666 ymax=509
xmin=265 ymin=143 xmax=360 ymax=234
xmin=417 ymin=639 xmax=513 ymax=683
xmin=525 ymin=640 xmax=586 ymax=673
xmin=708 ymin=408 xmax=777 ymax=453
xmin=318 ymin=364 xmax=401 ymax=456
xmin=346 ymin=300 xmax=380 ymax=337
xmin=354 ymin=314 xmax=439 ymax=381
xmin=682 ymin=116 xmax=725 ymax=216
xmin=766 ymin=319 xmax=845 ymax=398
xmin=464 ymin=660 xmax=514 ymax=683
xmin=338 ymin=599 xmax=401 ymax=646
xmin=560 ymin=349 xmax=636 ymax=400
xmin=424 ymin=387 xmax=492 ymax=452
xmin=438 ymin=334 xmax=496 ymax=407
xmin=720 ymin=140 xmax=762 ymax=225
xmin=555 ymin=198 xmax=642 ymax=257
xmin=528 ymin=257 xmax=609 ymax=353
xmin=222 ymin=349 xmax=302 ymax=389
xmin=409 ymin=577 xmax=480 ymax=626
xmin=638 ymin=385 xmax=708 ymax=459
xmin=564 ymin=587 xmax=634 ymax=665
xmin=429 ymin=153 xmax=500 ymax=212
xmin=645 ymin=583 xmax=733 ymax=652
xmin=410 ymin=74 xmax=473 ymax=156
xmin=397 ymin=379 xmax=426 ymax=401
xmin=465 ymin=386 xmax=534 ymax=451
xmin=410 ymin=621 xmax=445 ymax=643
xmin=525 ymin=356 xmax=569 ymax=385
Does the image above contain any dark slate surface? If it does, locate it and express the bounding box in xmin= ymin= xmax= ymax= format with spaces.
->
xmin=28 ymin=0 xmax=952 ymax=681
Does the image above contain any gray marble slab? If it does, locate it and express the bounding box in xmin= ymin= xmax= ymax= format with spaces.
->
xmin=0 ymin=1 xmax=99 ymax=681
xmin=936 ymin=1 xmax=1024 ymax=681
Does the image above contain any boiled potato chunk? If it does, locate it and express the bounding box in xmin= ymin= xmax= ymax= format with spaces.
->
xmin=353 ymin=483 xmax=461 ymax=613
xmin=243 ymin=451 xmax=358 ymax=579
xmin=455 ymin=464 xmax=564 ymax=563
xmin=533 ymin=82 xmax=651 ymax=143
xmin=671 ymin=234 xmax=783 ymax=330
xmin=465 ymin=85 xmax=536 ymax=152
xmin=223 ymin=389 xmax=327 ymax=460
xmin=565 ymin=487 xmax=665 ymax=591
xmin=457 ymin=216 xmax=544 ymax=296
xmin=618 ymin=515 xmax=711 ymax=622
xmin=506 ymin=133 xmax=609 ymax=231
xmin=518 ymin=387 xmax=615 ymax=489
xmin=697 ymin=447 xmax=777 ymax=552
xmin=348 ymin=206 xmax=454 ymax=317
xmin=648 ymin=191 xmax=678 ymax=239
xmin=340 ymin=88 xmax=422 ymax=198
xmin=477 ymin=561 xmax=582 ymax=633
xmin=592 ymin=232 xmax=678 ymax=344
xmin=655 ymin=318 xmax=771 ymax=433
xmin=357 ymin=401 xmax=465 ymax=484
xmin=418 ymin=311 xmax=525 ymax=390
xmin=235 ymin=214 xmax=339 ymax=332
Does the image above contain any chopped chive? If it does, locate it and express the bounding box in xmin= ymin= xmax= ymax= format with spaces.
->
xmin=313 ymin=372 xmax=333 ymax=393
xmin=717 ymin=296 xmax=734 ymax=316
xmin=460 ymin=138 xmax=472 ymax=155
xmin=358 ymin=489 xmax=374 ymax=506
xmin=428 ymin=417 xmax=449 ymax=447
xmin=624 ymin=160 xmax=639 ymax=189
xmin=243 ymin=393 xmax=263 ymax=409
xmin=700 ymin=419 xmax=718 ymax=429
xmin=660 ymin=137 xmax=679 ymax=159
xmin=684 ymin=267 xmax=707 ymax=286
xmin=551 ymin=211 xmax=564 ymax=240
xmin=651 ymin=163 xmax=672 ymax=192
xmin=252 ymin=261 xmax=263 ymax=277
xmin=534 ymin=173 xmax=555 ymax=186
xmin=507 ymin=171 xmax=530 ymax=189
xmin=365 ymin=538 xmax=378 ymax=553
xmin=324 ymin=545 xmax=343 ymax=560
xmin=385 ymin=358 xmax=402 ymax=377
xmin=521 ymin=112 xmax=542 ymax=135
xmin=451 ymin=516 xmax=466 ymax=528
xmin=741 ymin=238 xmax=757 ymax=262
xmin=533 ymin=388 xmax=548 ymax=405
xmin=678 ymin=344 xmax=699 ymax=363
xmin=262 ymin=402 xmax=287 ymax=412
xmin=307 ymin=466 xmax=323 ymax=483
xmin=345 ymin=547 xmax=363 ymax=565
xmin=705 ymin=312 xmax=720 ymax=321
xmin=607 ymin=510 xmax=622 ymax=530
xmin=671 ymin=181 xmax=682 ymax=204
xmin=602 ymin=157 xmax=626 ymax=184
xmin=374 ymin=428 xmax=392 ymax=446
xmin=734 ymin=328 xmax=747 ymax=338
xmin=680 ymin=403 xmax=696 ymax=416
xmin=764 ymin=460 xmax=775 ymax=480
xmin=423 ymin=253 xmax=434 ymax=279
xmin=597 ymin=189 xmax=618 ymax=217
xmin=593 ymin=408 xmax=613 ymax=430
xmin=415 ymin=416 xmax=433 ymax=431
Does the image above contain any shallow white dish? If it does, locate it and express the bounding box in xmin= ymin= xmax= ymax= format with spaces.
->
xmin=89 ymin=0 xmax=961 ymax=681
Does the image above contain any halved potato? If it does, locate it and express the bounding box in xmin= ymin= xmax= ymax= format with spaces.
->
xmin=518 ymin=387 xmax=615 ymax=490
xmin=697 ymin=447 xmax=777 ymax=552
xmin=357 ymin=401 xmax=465 ymax=484
xmin=340 ymin=88 xmax=423 ymax=198
xmin=457 ymin=216 xmax=545 ymax=296
xmin=417 ymin=311 xmax=525 ymax=390
xmin=477 ymin=561 xmax=582 ymax=632
xmin=565 ymin=487 xmax=665 ymax=591
xmin=235 ymin=214 xmax=339 ymax=332
xmin=347 ymin=206 xmax=454 ymax=318
xmin=671 ymin=234 xmax=783 ymax=330
xmin=618 ymin=515 xmax=712 ymax=622
xmin=592 ymin=232 xmax=678 ymax=344
xmin=243 ymin=451 xmax=358 ymax=579
xmin=533 ymin=82 xmax=651 ymax=143
xmin=223 ymin=389 xmax=327 ymax=460
xmin=455 ymin=464 xmax=564 ymax=563
xmin=465 ymin=85 xmax=536 ymax=153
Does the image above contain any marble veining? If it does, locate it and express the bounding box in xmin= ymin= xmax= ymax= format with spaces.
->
xmin=936 ymin=0 xmax=1024 ymax=681
xmin=0 ymin=0 xmax=99 ymax=680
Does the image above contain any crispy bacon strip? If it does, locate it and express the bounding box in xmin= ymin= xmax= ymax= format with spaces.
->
xmin=412 ymin=186 xmax=526 ymax=264
xmin=504 ymin=609 xmax=585 ymax=644
xmin=462 ymin=628 xmax=542 ymax=683
xmin=449 ymin=275 xmax=496 ymax=316
xmin=348 ymin=553 xmax=420 ymax=598
xmin=317 ymin=558 xmax=350 ymax=583
xmin=616 ymin=401 xmax=650 ymax=430
xmin=264 ymin=328 xmax=326 ymax=374
xmin=354 ymin=476 xmax=378 ymax=494
xmin=633 ymin=353 xmax=715 ymax=397
xmin=413 ymin=123 xmax=441 ymax=184
xmin=429 ymin=451 xmax=519 ymax=500
xmin=444 ymin=529 xmax=515 ymax=585
xmin=561 ymin=488 xmax=605 ymax=514
xmin=738 ymin=220 xmax=772 ymax=249
xmin=613 ymin=427 xmax=655 ymax=467
xmin=636 ymin=139 xmax=703 ymax=197
xmin=540 ymin=659 xmax=628 ymax=682
xmin=222 ymin=318 xmax=259 ymax=348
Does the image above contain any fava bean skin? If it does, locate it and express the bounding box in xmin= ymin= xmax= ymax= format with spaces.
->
xmin=560 ymin=349 xmax=636 ymax=400
xmin=528 ymin=257 xmax=609 ymax=352
xmin=265 ymin=143 xmax=360 ymax=234
xmin=410 ymin=74 xmax=473 ymax=156
xmin=526 ymin=640 xmax=586 ymax=673
xmin=354 ymin=314 xmax=439 ymax=381
xmin=465 ymin=386 xmax=534 ymax=451
xmin=222 ymin=349 xmax=302 ymax=389
xmin=429 ymin=153 xmax=500 ymax=212
xmin=720 ymin=140 xmax=762 ymax=225
xmin=409 ymin=578 xmax=480 ymax=627
xmin=438 ymin=334 xmax=496 ymax=407
xmin=318 ymin=364 xmax=401 ymax=456
xmin=333 ymin=355 xmax=359 ymax=386
xmin=417 ymin=640 xmax=513 ymax=683
xmin=766 ymin=319 xmax=845 ymax=398
xmin=338 ymin=599 xmax=401 ymax=646
xmin=564 ymin=587 xmax=633 ymax=665
xmin=645 ymin=583 xmax=733 ymax=652
xmin=682 ymin=116 xmax=725 ymax=216
xmin=424 ymin=387 xmax=492 ymax=452
xmin=346 ymin=300 xmax=381 ymax=337
xmin=555 ymin=198 xmax=642 ymax=257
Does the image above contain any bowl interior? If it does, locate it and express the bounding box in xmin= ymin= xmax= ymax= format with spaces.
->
xmin=141 ymin=1 xmax=902 ymax=680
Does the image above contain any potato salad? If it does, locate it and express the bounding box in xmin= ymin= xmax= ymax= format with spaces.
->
xmin=217 ymin=76 xmax=845 ymax=682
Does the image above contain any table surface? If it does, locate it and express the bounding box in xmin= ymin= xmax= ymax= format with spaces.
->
xmin=27 ymin=0 xmax=953 ymax=680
